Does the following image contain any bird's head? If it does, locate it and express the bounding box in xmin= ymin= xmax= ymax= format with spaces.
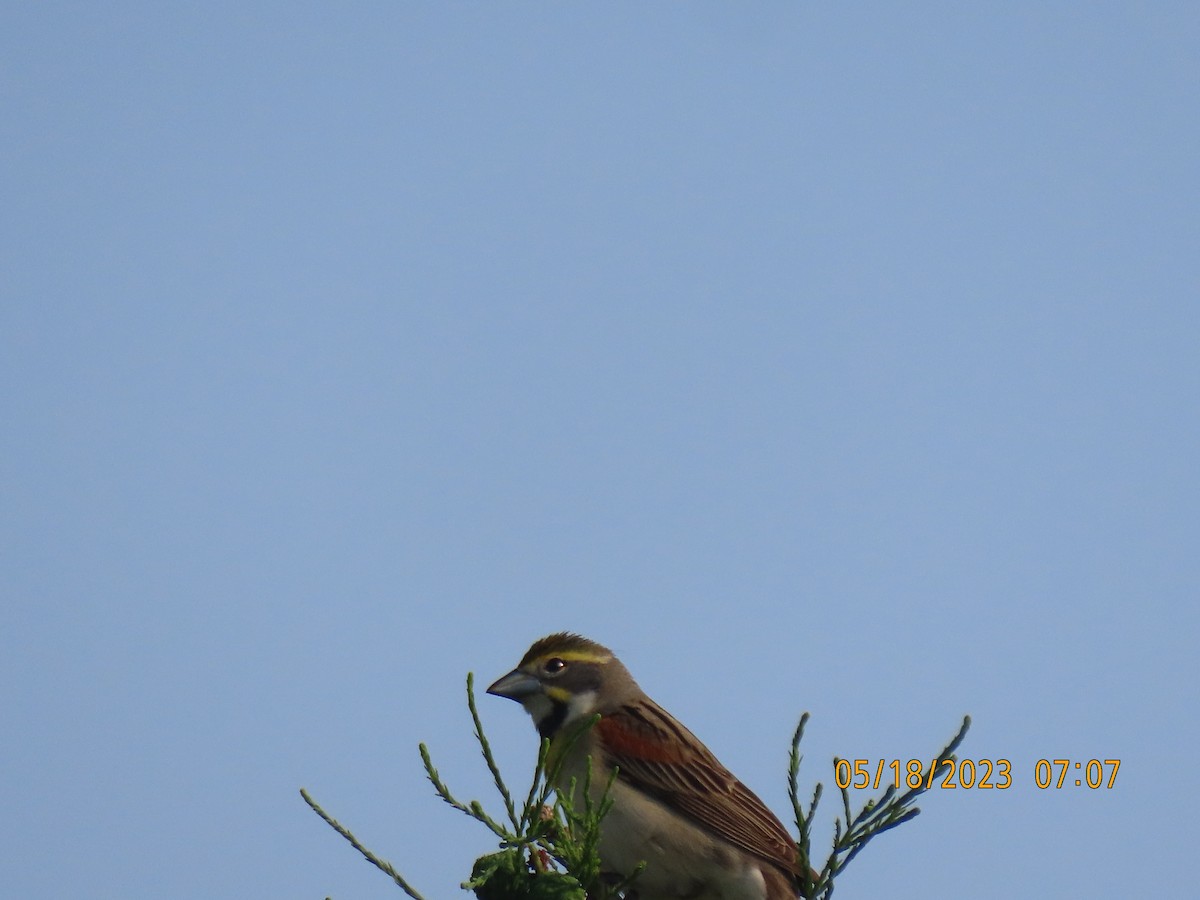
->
xmin=487 ymin=632 xmax=634 ymax=739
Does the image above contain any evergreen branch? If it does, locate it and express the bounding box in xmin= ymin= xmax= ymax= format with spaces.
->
xmin=300 ymin=788 xmax=428 ymax=900
xmin=518 ymin=737 xmax=553 ymax=835
xmin=467 ymin=672 xmax=520 ymax=832
xmin=549 ymin=751 xmax=637 ymax=900
xmin=419 ymin=742 xmax=510 ymax=839
xmin=789 ymin=713 xmax=820 ymax=895
xmin=788 ymin=713 xmax=809 ymax=841
xmin=788 ymin=714 xmax=971 ymax=899
xmin=806 ymin=781 xmax=822 ymax=829
xmin=828 ymin=715 xmax=971 ymax=883
xmin=885 ymin=714 xmax=971 ymax=814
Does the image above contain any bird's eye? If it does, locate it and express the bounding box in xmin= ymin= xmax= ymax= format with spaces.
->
xmin=544 ymin=658 xmax=567 ymax=675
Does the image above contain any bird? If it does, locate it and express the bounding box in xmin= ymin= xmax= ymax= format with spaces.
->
xmin=487 ymin=632 xmax=808 ymax=900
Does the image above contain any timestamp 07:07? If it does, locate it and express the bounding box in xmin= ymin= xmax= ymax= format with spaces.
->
xmin=1033 ymin=758 xmax=1121 ymax=789
xmin=833 ymin=758 xmax=1121 ymax=790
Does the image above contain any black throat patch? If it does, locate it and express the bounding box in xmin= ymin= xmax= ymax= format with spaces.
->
xmin=537 ymin=700 xmax=569 ymax=740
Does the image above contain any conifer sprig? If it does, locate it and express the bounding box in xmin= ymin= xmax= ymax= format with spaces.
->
xmin=791 ymin=714 xmax=972 ymax=899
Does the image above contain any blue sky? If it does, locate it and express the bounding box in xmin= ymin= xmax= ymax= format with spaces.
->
xmin=2 ymin=3 xmax=1196 ymax=898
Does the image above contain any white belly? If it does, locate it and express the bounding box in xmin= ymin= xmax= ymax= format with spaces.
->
xmin=591 ymin=779 xmax=769 ymax=900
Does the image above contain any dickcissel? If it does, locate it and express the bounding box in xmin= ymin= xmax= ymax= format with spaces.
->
xmin=488 ymin=633 xmax=808 ymax=900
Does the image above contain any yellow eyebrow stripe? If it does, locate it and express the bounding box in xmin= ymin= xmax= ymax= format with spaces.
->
xmin=544 ymin=649 xmax=611 ymax=663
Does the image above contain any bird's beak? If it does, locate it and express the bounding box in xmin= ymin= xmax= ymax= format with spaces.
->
xmin=487 ymin=669 xmax=542 ymax=701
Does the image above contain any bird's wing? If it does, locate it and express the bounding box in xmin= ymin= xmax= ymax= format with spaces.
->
xmin=595 ymin=700 xmax=804 ymax=877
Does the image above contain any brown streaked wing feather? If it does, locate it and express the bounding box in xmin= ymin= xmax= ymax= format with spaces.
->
xmin=596 ymin=701 xmax=803 ymax=877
